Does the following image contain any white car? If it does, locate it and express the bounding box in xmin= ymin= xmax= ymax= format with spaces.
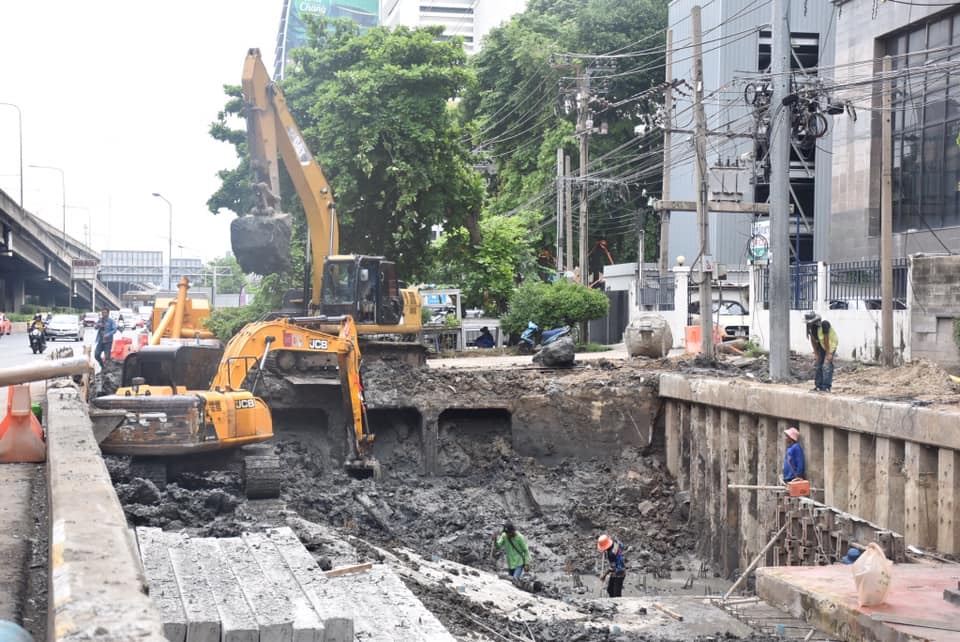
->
xmin=690 ymin=300 xmax=750 ymax=338
xmin=45 ymin=314 xmax=82 ymax=342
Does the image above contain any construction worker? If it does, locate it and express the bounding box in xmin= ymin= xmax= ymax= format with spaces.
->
xmin=804 ymin=311 xmax=838 ymax=392
xmin=492 ymin=522 xmax=530 ymax=579
xmin=783 ymin=426 xmax=805 ymax=482
xmin=94 ymin=308 xmax=117 ymax=367
xmin=474 ymin=326 xmax=495 ymax=349
xmin=597 ymin=534 xmax=627 ymax=597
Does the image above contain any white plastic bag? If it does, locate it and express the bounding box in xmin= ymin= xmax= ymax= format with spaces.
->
xmin=851 ymin=542 xmax=893 ymax=606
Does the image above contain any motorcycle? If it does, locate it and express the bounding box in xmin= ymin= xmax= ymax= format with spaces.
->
xmin=517 ymin=321 xmax=571 ymax=354
xmin=29 ymin=327 xmax=46 ymax=354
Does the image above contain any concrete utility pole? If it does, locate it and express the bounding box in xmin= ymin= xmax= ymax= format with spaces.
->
xmin=0 ymin=103 xmax=24 ymax=213
xmin=768 ymin=0 xmax=792 ymax=380
xmin=556 ymin=147 xmax=564 ymax=272
xmin=659 ymin=30 xmax=674 ymax=275
xmin=578 ymin=65 xmax=590 ymax=285
xmin=881 ymin=55 xmax=894 ymax=367
xmin=565 ymin=155 xmax=573 ymax=272
xmin=692 ymin=6 xmax=714 ymax=359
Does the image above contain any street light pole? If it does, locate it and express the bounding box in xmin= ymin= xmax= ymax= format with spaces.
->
xmin=0 ymin=102 xmax=23 ymax=213
xmin=152 ymin=192 xmax=173 ymax=289
xmin=28 ymin=164 xmax=66 ymax=252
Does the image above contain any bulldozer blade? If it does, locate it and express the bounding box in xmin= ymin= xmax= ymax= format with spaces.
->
xmin=231 ymin=213 xmax=292 ymax=275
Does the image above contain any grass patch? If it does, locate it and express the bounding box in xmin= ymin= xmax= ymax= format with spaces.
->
xmin=575 ymin=342 xmax=612 ymax=353
xmin=744 ymin=340 xmax=767 ymax=358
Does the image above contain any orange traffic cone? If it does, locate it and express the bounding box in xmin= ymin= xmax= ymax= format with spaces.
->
xmin=0 ymin=385 xmax=46 ymax=463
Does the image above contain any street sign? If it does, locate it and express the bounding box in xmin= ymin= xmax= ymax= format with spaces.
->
xmin=71 ymin=258 xmax=99 ymax=280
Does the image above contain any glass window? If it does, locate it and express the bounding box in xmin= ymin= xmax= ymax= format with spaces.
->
xmin=321 ymin=262 xmax=356 ymax=305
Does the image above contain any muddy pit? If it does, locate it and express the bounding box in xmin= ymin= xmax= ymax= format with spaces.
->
xmin=105 ymin=362 xmax=765 ymax=639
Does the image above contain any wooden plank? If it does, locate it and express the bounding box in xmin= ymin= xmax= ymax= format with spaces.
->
xmin=324 ymin=563 xmax=373 ymax=578
xmin=652 ymin=602 xmax=683 ymax=621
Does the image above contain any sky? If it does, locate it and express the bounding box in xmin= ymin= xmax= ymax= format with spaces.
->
xmin=0 ymin=1 xmax=280 ymax=262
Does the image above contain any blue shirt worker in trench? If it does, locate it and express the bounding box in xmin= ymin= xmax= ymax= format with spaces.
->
xmin=598 ymin=534 xmax=627 ymax=597
xmin=493 ymin=522 xmax=530 ymax=579
xmin=783 ymin=426 xmax=805 ymax=481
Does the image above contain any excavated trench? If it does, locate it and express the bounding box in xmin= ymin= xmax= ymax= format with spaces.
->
xmin=107 ymin=360 xmax=755 ymax=640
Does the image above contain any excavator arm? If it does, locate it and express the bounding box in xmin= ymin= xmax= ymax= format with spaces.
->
xmin=210 ymin=316 xmax=374 ymax=465
xmin=239 ymin=47 xmax=338 ymax=304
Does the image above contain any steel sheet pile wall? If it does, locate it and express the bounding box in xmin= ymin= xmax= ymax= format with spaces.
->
xmin=659 ymin=374 xmax=960 ymax=576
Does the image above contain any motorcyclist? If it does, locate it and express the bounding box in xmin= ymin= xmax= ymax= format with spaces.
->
xmin=28 ymin=313 xmax=46 ymax=351
xmin=29 ymin=313 xmax=45 ymax=333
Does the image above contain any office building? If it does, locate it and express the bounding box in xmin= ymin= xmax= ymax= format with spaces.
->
xmin=380 ymin=0 xmax=526 ymax=54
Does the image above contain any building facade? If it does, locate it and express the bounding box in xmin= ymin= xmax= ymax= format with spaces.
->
xmin=830 ymin=0 xmax=960 ymax=261
xmin=379 ymin=0 xmax=526 ymax=54
xmin=275 ymin=0 xmax=380 ymax=78
xmin=666 ymin=0 xmax=836 ymax=268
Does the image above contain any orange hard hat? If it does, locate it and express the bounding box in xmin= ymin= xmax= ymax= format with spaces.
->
xmin=597 ymin=534 xmax=613 ymax=551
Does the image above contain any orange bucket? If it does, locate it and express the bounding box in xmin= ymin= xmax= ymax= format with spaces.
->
xmin=788 ymin=479 xmax=811 ymax=497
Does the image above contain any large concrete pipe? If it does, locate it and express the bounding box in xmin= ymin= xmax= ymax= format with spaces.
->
xmin=0 ymin=357 xmax=91 ymax=387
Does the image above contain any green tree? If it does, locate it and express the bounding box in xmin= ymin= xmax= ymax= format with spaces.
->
xmin=501 ymin=280 xmax=609 ymax=336
xmin=199 ymin=256 xmax=246 ymax=294
xmin=281 ymin=18 xmax=484 ymax=279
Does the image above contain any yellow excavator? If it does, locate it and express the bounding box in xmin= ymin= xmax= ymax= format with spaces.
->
xmin=92 ymin=315 xmax=379 ymax=495
xmin=231 ymin=48 xmax=424 ymax=365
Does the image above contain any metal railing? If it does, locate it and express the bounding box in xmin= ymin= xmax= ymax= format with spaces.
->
xmin=828 ymin=259 xmax=907 ymax=305
xmin=638 ymin=273 xmax=675 ymax=311
xmin=758 ymin=262 xmax=818 ymax=310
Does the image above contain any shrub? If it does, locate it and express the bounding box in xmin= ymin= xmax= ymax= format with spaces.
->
xmin=501 ymin=280 xmax=609 ymax=336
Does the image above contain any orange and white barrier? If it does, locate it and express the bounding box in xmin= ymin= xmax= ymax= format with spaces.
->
xmin=0 ymin=384 xmax=45 ymax=463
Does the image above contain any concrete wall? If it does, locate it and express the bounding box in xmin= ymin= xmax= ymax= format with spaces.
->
xmin=659 ymin=374 xmax=960 ymax=577
xmin=830 ymin=0 xmax=960 ymax=262
xmin=909 ymin=255 xmax=960 ymax=369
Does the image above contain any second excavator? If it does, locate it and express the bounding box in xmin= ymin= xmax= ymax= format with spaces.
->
xmin=231 ymin=48 xmax=424 ymax=366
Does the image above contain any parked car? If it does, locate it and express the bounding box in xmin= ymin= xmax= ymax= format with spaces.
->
xmin=690 ymin=300 xmax=750 ymax=338
xmin=82 ymin=312 xmax=99 ymax=327
xmin=45 ymin=314 xmax=82 ymax=342
xmin=0 ymin=313 xmax=11 ymax=336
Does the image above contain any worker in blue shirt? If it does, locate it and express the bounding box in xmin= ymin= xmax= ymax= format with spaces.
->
xmin=783 ymin=426 xmax=805 ymax=481
xmin=94 ymin=308 xmax=117 ymax=367
xmin=597 ymin=534 xmax=627 ymax=597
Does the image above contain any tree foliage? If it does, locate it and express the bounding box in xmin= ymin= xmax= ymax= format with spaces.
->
xmin=203 ymin=274 xmax=287 ymax=341
xmin=282 ymin=19 xmax=483 ymax=279
xmin=198 ymin=255 xmax=246 ymax=294
xmin=501 ymin=280 xmax=609 ymax=336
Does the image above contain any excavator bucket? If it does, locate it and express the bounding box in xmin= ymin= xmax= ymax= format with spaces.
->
xmin=231 ymin=213 xmax=292 ymax=275
xmin=345 ymin=457 xmax=382 ymax=480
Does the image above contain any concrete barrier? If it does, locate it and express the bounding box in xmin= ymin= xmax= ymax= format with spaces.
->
xmin=46 ymin=385 xmax=165 ymax=640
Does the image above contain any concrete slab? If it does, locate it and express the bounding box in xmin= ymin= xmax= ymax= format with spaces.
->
xmin=191 ymin=539 xmax=258 ymax=642
xmin=217 ymin=537 xmax=294 ymax=642
xmin=0 ymin=464 xmax=37 ymax=623
xmin=268 ymin=526 xmax=453 ymax=642
xmin=46 ymin=386 xmax=165 ymax=641
xmin=242 ymin=531 xmax=323 ymax=642
xmin=758 ymin=563 xmax=960 ymax=641
xmin=136 ymin=527 xmax=187 ymax=642
xmin=164 ymin=532 xmax=221 ymax=642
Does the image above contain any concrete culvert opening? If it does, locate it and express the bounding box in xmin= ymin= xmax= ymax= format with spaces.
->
xmin=367 ymin=407 xmax=423 ymax=471
xmin=437 ymin=408 xmax=512 ymax=477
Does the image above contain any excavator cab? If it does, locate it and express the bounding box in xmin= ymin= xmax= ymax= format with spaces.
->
xmin=320 ymin=256 xmax=403 ymax=325
xmin=120 ymin=345 xmax=224 ymax=394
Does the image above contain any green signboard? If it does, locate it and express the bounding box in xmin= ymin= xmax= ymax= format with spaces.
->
xmin=286 ymin=0 xmax=379 ymax=51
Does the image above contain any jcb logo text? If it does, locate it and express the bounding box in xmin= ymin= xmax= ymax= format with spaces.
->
xmin=309 ymin=339 xmax=328 ymax=350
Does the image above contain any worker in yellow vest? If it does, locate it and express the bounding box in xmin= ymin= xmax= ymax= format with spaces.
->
xmin=804 ymin=312 xmax=838 ymax=392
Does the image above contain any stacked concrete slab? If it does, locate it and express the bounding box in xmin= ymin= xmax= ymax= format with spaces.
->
xmin=135 ymin=526 xmax=454 ymax=642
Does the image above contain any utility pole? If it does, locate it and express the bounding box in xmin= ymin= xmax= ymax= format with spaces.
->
xmin=556 ymin=147 xmax=564 ymax=272
xmin=578 ymin=64 xmax=590 ymax=285
xmin=565 ymin=155 xmax=573 ymax=273
xmin=768 ymin=0 xmax=791 ymax=380
xmin=659 ymin=29 xmax=674 ymax=275
xmin=881 ymin=55 xmax=894 ymax=366
xmin=692 ymin=5 xmax=713 ymax=359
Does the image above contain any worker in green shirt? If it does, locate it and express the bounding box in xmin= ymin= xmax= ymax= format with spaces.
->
xmin=492 ymin=522 xmax=530 ymax=579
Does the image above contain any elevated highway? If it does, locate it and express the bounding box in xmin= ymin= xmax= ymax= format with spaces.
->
xmin=0 ymin=188 xmax=120 ymax=312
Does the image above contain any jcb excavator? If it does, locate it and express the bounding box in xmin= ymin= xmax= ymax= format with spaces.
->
xmin=91 ymin=315 xmax=380 ymax=495
xmin=231 ymin=48 xmax=424 ymax=366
